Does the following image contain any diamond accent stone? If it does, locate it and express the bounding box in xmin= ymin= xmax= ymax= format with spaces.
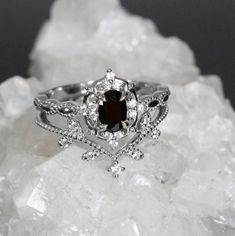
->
xmin=104 ymin=132 xmax=113 ymax=139
xmin=128 ymin=99 xmax=137 ymax=108
xmin=107 ymin=160 xmax=125 ymax=177
xmin=114 ymin=131 xmax=124 ymax=139
xmin=82 ymin=149 xmax=101 ymax=161
xmin=58 ymin=136 xmax=73 ymax=148
xmin=128 ymin=109 xmax=137 ymax=119
xmin=137 ymin=103 xmax=147 ymax=112
xmin=128 ymin=148 xmax=144 ymax=160
xmin=150 ymin=127 xmax=161 ymax=139
xmin=67 ymin=119 xmax=84 ymax=139
xmin=142 ymin=112 xmax=151 ymax=124
xmin=96 ymin=81 xmax=111 ymax=92
xmin=105 ymin=69 xmax=115 ymax=81
xmin=108 ymin=139 xmax=118 ymax=149
xmin=80 ymin=104 xmax=87 ymax=115
xmin=89 ymin=104 xmax=98 ymax=112
xmin=104 ymin=133 xmax=119 ymax=149
xmin=68 ymin=119 xmax=80 ymax=130
xmin=89 ymin=111 xmax=98 ymax=121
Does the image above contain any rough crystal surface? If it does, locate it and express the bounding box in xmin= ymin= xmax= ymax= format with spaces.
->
xmin=0 ymin=0 xmax=235 ymax=235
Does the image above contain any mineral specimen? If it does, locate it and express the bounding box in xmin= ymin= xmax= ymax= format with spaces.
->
xmin=0 ymin=0 xmax=234 ymax=235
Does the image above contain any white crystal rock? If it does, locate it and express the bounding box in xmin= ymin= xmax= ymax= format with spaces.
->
xmin=0 ymin=0 xmax=235 ymax=235
xmin=30 ymin=0 xmax=198 ymax=87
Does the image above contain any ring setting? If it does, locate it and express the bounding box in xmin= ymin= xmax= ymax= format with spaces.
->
xmin=34 ymin=69 xmax=170 ymax=177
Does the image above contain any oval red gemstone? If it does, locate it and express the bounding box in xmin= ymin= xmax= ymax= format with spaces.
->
xmin=98 ymin=90 xmax=127 ymax=132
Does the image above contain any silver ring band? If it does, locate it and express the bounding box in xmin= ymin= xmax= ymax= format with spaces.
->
xmin=34 ymin=69 xmax=170 ymax=177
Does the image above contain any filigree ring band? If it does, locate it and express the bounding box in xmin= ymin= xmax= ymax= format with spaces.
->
xmin=34 ymin=69 xmax=170 ymax=177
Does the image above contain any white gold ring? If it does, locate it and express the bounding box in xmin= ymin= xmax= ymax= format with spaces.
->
xmin=34 ymin=69 xmax=170 ymax=177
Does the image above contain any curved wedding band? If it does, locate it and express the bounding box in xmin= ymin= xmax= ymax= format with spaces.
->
xmin=34 ymin=69 xmax=170 ymax=177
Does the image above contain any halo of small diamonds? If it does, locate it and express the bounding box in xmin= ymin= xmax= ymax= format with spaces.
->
xmin=83 ymin=70 xmax=138 ymax=147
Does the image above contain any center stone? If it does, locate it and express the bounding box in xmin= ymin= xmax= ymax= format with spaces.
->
xmin=98 ymin=90 xmax=127 ymax=132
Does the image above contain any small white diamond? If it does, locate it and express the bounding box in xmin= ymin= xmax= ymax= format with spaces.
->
xmin=82 ymin=149 xmax=100 ymax=161
xmin=77 ymin=133 xmax=84 ymax=139
xmin=128 ymin=99 xmax=137 ymax=108
xmin=99 ymin=124 xmax=107 ymax=131
xmin=130 ymin=127 xmax=136 ymax=132
xmin=128 ymin=82 xmax=136 ymax=90
xmin=84 ymin=87 xmax=93 ymax=95
xmin=58 ymin=137 xmax=72 ymax=148
xmin=150 ymin=127 xmax=161 ymax=139
xmin=108 ymin=139 xmax=118 ymax=149
xmin=114 ymin=131 xmax=124 ymax=139
xmin=67 ymin=119 xmax=83 ymax=136
xmin=89 ymin=111 xmax=98 ymax=121
xmin=67 ymin=119 xmax=84 ymax=140
xmin=137 ymin=103 xmax=146 ymax=112
xmin=68 ymin=119 xmax=79 ymax=130
xmin=141 ymin=113 xmax=151 ymax=125
xmin=80 ymin=104 xmax=87 ymax=115
xmin=107 ymin=160 xmax=125 ymax=177
xmin=105 ymin=81 xmax=112 ymax=89
xmin=68 ymin=120 xmax=76 ymax=129
xmin=112 ymin=79 xmax=125 ymax=90
xmin=106 ymin=69 xmax=115 ymax=81
xmin=96 ymin=83 xmax=105 ymax=91
xmin=87 ymin=94 xmax=98 ymax=104
xmin=89 ymin=103 xmax=98 ymax=112
xmin=128 ymin=109 xmax=137 ymax=118
xmin=104 ymin=132 xmax=113 ymax=139
xmin=128 ymin=148 xmax=144 ymax=160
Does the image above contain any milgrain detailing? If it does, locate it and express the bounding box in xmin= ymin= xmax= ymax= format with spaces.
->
xmin=34 ymin=69 xmax=170 ymax=177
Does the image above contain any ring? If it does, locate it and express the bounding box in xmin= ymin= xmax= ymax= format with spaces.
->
xmin=34 ymin=69 xmax=170 ymax=177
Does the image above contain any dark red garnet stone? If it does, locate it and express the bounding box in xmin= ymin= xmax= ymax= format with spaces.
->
xmin=98 ymin=90 xmax=127 ymax=132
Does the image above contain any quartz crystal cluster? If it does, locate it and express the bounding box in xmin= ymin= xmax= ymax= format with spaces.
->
xmin=0 ymin=0 xmax=235 ymax=235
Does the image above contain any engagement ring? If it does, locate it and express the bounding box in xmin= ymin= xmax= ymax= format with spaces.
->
xmin=34 ymin=69 xmax=170 ymax=177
